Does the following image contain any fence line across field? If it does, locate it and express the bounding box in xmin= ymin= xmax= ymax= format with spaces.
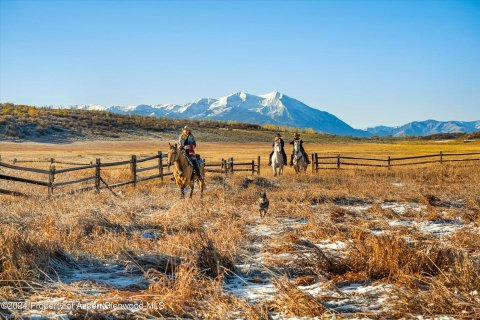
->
xmin=0 ymin=152 xmax=261 ymax=196
xmin=310 ymin=151 xmax=480 ymax=172
xmin=1 ymin=150 xmax=479 ymax=197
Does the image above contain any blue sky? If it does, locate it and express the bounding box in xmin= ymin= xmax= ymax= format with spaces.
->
xmin=0 ymin=0 xmax=479 ymax=128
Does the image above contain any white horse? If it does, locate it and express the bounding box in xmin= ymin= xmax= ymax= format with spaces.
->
xmin=271 ymin=140 xmax=284 ymax=176
xmin=293 ymin=139 xmax=308 ymax=173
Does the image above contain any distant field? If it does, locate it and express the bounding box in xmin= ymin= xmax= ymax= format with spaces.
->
xmin=1 ymin=140 xmax=479 ymax=165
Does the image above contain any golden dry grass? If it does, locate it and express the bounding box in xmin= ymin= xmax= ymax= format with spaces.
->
xmin=1 ymin=139 xmax=480 ymax=161
xmin=1 ymin=140 xmax=479 ymax=318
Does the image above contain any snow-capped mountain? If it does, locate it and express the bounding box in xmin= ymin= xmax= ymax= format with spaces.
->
xmin=367 ymin=120 xmax=480 ymax=137
xmin=61 ymin=92 xmax=370 ymax=136
xmin=58 ymin=94 xmax=479 ymax=137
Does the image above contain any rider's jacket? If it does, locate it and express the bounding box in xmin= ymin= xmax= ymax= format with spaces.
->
xmin=289 ymin=138 xmax=305 ymax=153
xmin=179 ymin=134 xmax=196 ymax=157
xmin=272 ymin=138 xmax=285 ymax=151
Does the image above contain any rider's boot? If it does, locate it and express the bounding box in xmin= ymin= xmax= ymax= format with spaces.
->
xmin=193 ymin=162 xmax=204 ymax=181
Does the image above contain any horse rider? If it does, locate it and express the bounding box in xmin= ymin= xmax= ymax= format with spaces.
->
xmin=268 ymin=133 xmax=288 ymax=166
xmin=289 ymin=132 xmax=311 ymax=166
xmin=178 ymin=125 xmax=204 ymax=181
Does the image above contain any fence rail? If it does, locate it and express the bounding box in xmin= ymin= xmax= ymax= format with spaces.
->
xmin=2 ymin=150 xmax=478 ymax=197
xmin=311 ymin=151 xmax=480 ymax=172
xmin=0 ymin=152 xmax=261 ymax=196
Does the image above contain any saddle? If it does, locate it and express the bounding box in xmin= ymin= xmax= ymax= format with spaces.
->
xmin=185 ymin=153 xmax=204 ymax=167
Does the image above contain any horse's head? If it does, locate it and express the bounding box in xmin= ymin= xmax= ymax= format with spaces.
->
xmin=167 ymin=143 xmax=179 ymax=169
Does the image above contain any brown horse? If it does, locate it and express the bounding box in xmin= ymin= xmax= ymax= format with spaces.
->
xmin=167 ymin=143 xmax=206 ymax=198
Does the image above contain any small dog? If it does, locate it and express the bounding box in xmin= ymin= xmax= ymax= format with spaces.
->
xmin=258 ymin=192 xmax=269 ymax=218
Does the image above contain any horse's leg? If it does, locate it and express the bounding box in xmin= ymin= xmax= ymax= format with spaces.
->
xmin=180 ymin=185 xmax=185 ymax=198
xmin=190 ymin=182 xmax=194 ymax=198
xmin=198 ymin=180 xmax=204 ymax=198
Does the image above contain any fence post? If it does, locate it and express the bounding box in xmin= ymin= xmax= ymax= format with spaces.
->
xmin=257 ymin=156 xmax=261 ymax=175
xmin=387 ymin=156 xmax=391 ymax=169
xmin=131 ymin=155 xmax=137 ymax=187
xmin=230 ymin=157 xmax=234 ymax=174
xmin=315 ymin=153 xmax=319 ymax=172
xmin=311 ymin=154 xmax=315 ymax=173
xmin=251 ymin=159 xmax=255 ymax=175
xmin=440 ymin=151 xmax=443 ymax=164
xmin=158 ymin=151 xmax=164 ymax=181
xmin=95 ymin=158 xmax=101 ymax=192
xmin=222 ymin=158 xmax=227 ymax=174
xmin=337 ymin=154 xmax=341 ymax=169
xmin=48 ymin=165 xmax=55 ymax=195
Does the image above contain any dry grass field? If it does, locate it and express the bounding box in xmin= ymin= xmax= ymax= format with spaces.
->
xmin=1 ymin=138 xmax=480 ymax=162
xmin=1 ymin=140 xmax=480 ymax=319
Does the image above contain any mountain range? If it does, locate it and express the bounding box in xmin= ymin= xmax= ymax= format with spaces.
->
xmin=366 ymin=120 xmax=480 ymax=137
xmin=56 ymin=92 xmax=479 ymax=137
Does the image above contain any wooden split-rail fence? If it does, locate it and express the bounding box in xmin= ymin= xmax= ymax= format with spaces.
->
xmin=1 ymin=151 xmax=479 ymax=197
xmin=0 ymin=153 xmax=261 ymax=197
xmin=310 ymin=151 xmax=480 ymax=172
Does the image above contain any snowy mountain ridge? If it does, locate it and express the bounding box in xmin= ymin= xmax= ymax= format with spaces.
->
xmin=59 ymin=91 xmax=369 ymax=136
xmin=55 ymin=92 xmax=479 ymax=137
xmin=367 ymin=119 xmax=480 ymax=137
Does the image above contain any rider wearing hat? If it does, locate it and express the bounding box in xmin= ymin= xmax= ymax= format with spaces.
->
xmin=289 ymin=132 xmax=310 ymax=166
xmin=268 ymin=133 xmax=288 ymax=166
xmin=178 ymin=125 xmax=204 ymax=181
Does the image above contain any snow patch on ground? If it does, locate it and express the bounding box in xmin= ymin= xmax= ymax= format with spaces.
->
xmin=300 ymin=280 xmax=394 ymax=313
xmin=339 ymin=204 xmax=372 ymax=212
xmin=58 ymin=262 xmax=149 ymax=292
xmin=418 ymin=219 xmax=464 ymax=237
xmin=225 ymin=217 xmax=311 ymax=305
xmin=314 ymin=240 xmax=348 ymax=251
xmin=387 ymin=218 xmax=465 ymax=237
xmin=224 ymin=216 xmax=395 ymax=317
xmin=381 ymin=202 xmax=425 ymax=214
xmin=225 ymin=275 xmax=276 ymax=303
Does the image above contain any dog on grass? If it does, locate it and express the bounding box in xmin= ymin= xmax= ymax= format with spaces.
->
xmin=258 ymin=192 xmax=269 ymax=218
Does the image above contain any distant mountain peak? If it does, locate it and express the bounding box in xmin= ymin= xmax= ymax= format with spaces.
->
xmin=56 ymin=91 xmax=371 ymax=136
xmin=260 ymin=91 xmax=284 ymax=100
xmin=367 ymin=119 xmax=480 ymax=137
